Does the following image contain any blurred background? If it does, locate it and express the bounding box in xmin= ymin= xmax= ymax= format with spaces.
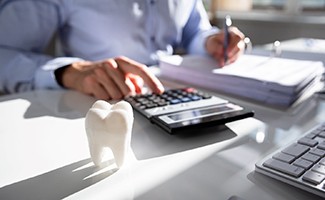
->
xmin=203 ymin=0 xmax=325 ymax=46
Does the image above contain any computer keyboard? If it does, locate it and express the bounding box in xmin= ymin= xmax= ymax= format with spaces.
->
xmin=255 ymin=122 xmax=325 ymax=198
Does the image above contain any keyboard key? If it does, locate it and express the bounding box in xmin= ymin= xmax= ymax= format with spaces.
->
xmin=298 ymin=137 xmax=318 ymax=147
xmin=305 ymin=132 xmax=318 ymax=139
xmin=272 ymin=152 xmax=295 ymax=163
xmin=319 ymin=158 xmax=325 ymax=165
xmin=302 ymin=171 xmax=325 ymax=185
xmin=282 ymin=143 xmax=310 ymax=158
xmin=311 ymin=164 xmax=325 ymax=175
xmin=301 ymin=153 xmax=321 ymax=163
xmin=263 ymin=158 xmax=305 ymax=177
xmin=317 ymin=141 xmax=325 ymax=150
xmin=293 ymin=158 xmax=313 ymax=169
xmin=309 ymin=148 xmax=325 ymax=157
xmin=318 ymin=131 xmax=325 ymax=138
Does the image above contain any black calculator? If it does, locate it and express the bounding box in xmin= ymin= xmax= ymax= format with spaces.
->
xmin=125 ymin=88 xmax=254 ymax=134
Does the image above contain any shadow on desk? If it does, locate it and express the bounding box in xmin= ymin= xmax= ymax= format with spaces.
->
xmin=131 ymin=111 xmax=240 ymax=160
xmin=0 ymin=159 xmax=117 ymax=200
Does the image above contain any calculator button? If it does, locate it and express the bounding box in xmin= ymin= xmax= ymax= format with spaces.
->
xmin=170 ymin=99 xmax=181 ymax=104
xmin=144 ymin=103 xmax=157 ymax=109
xmin=180 ymin=97 xmax=191 ymax=102
xmin=161 ymin=94 xmax=169 ymax=99
xmin=139 ymin=105 xmax=146 ymax=110
xmin=158 ymin=102 xmax=168 ymax=107
xmin=190 ymin=95 xmax=202 ymax=101
xmin=199 ymin=93 xmax=212 ymax=99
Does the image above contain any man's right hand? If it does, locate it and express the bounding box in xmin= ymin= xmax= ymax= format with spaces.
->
xmin=61 ymin=56 xmax=164 ymax=100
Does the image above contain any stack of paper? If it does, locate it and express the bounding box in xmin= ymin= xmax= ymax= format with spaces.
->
xmin=159 ymin=54 xmax=324 ymax=108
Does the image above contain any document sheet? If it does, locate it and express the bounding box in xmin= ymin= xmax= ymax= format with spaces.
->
xmin=159 ymin=54 xmax=324 ymax=107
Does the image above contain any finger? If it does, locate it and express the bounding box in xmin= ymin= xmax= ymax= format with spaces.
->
xmin=227 ymin=50 xmax=241 ymax=64
xmin=227 ymin=27 xmax=245 ymax=54
xmin=206 ymin=34 xmax=224 ymax=56
xmin=92 ymin=85 xmax=111 ymax=100
xmin=211 ymin=42 xmax=224 ymax=62
xmin=128 ymin=74 xmax=144 ymax=94
xmin=115 ymin=56 xmax=164 ymax=94
xmin=211 ymin=47 xmax=225 ymax=67
xmin=83 ymin=74 xmax=111 ymax=100
xmin=93 ymin=66 xmax=123 ymax=99
xmin=205 ymin=34 xmax=226 ymax=67
xmin=103 ymin=59 xmax=135 ymax=96
xmin=222 ymin=28 xmax=245 ymax=65
xmin=227 ymin=40 xmax=245 ymax=65
xmin=124 ymin=77 xmax=137 ymax=96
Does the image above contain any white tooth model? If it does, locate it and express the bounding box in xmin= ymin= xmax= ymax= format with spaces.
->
xmin=85 ymin=100 xmax=134 ymax=168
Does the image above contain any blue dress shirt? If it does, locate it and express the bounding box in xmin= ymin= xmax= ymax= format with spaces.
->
xmin=0 ymin=0 xmax=219 ymax=93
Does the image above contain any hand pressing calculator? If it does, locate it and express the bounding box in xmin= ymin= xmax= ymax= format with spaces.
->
xmin=125 ymin=88 xmax=254 ymax=134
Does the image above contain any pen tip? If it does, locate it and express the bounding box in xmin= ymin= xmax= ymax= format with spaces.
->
xmin=225 ymin=15 xmax=232 ymax=26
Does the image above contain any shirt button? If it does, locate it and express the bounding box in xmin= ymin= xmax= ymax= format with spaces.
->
xmin=150 ymin=36 xmax=155 ymax=42
xmin=150 ymin=0 xmax=155 ymax=5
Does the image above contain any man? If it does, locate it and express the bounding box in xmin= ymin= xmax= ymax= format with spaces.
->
xmin=0 ymin=0 xmax=245 ymax=100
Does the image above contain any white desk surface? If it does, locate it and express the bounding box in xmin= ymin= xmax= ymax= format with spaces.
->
xmin=0 ymin=77 xmax=324 ymax=200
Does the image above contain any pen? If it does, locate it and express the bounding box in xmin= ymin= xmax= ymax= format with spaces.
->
xmin=223 ymin=15 xmax=232 ymax=64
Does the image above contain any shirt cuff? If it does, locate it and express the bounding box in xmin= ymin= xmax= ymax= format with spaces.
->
xmin=188 ymin=27 xmax=220 ymax=56
xmin=34 ymin=57 xmax=84 ymax=89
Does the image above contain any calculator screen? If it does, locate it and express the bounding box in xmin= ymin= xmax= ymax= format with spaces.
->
xmin=166 ymin=104 xmax=241 ymax=122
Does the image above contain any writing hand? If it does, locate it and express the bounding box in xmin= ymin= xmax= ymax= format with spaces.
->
xmin=205 ymin=26 xmax=245 ymax=67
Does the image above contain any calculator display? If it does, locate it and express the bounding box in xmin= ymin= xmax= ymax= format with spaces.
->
xmin=166 ymin=104 xmax=239 ymax=122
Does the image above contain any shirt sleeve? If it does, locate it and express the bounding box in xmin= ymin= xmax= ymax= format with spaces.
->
xmin=35 ymin=57 xmax=85 ymax=90
xmin=181 ymin=0 xmax=220 ymax=56
xmin=0 ymin=0 xmax=82 ymax=93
